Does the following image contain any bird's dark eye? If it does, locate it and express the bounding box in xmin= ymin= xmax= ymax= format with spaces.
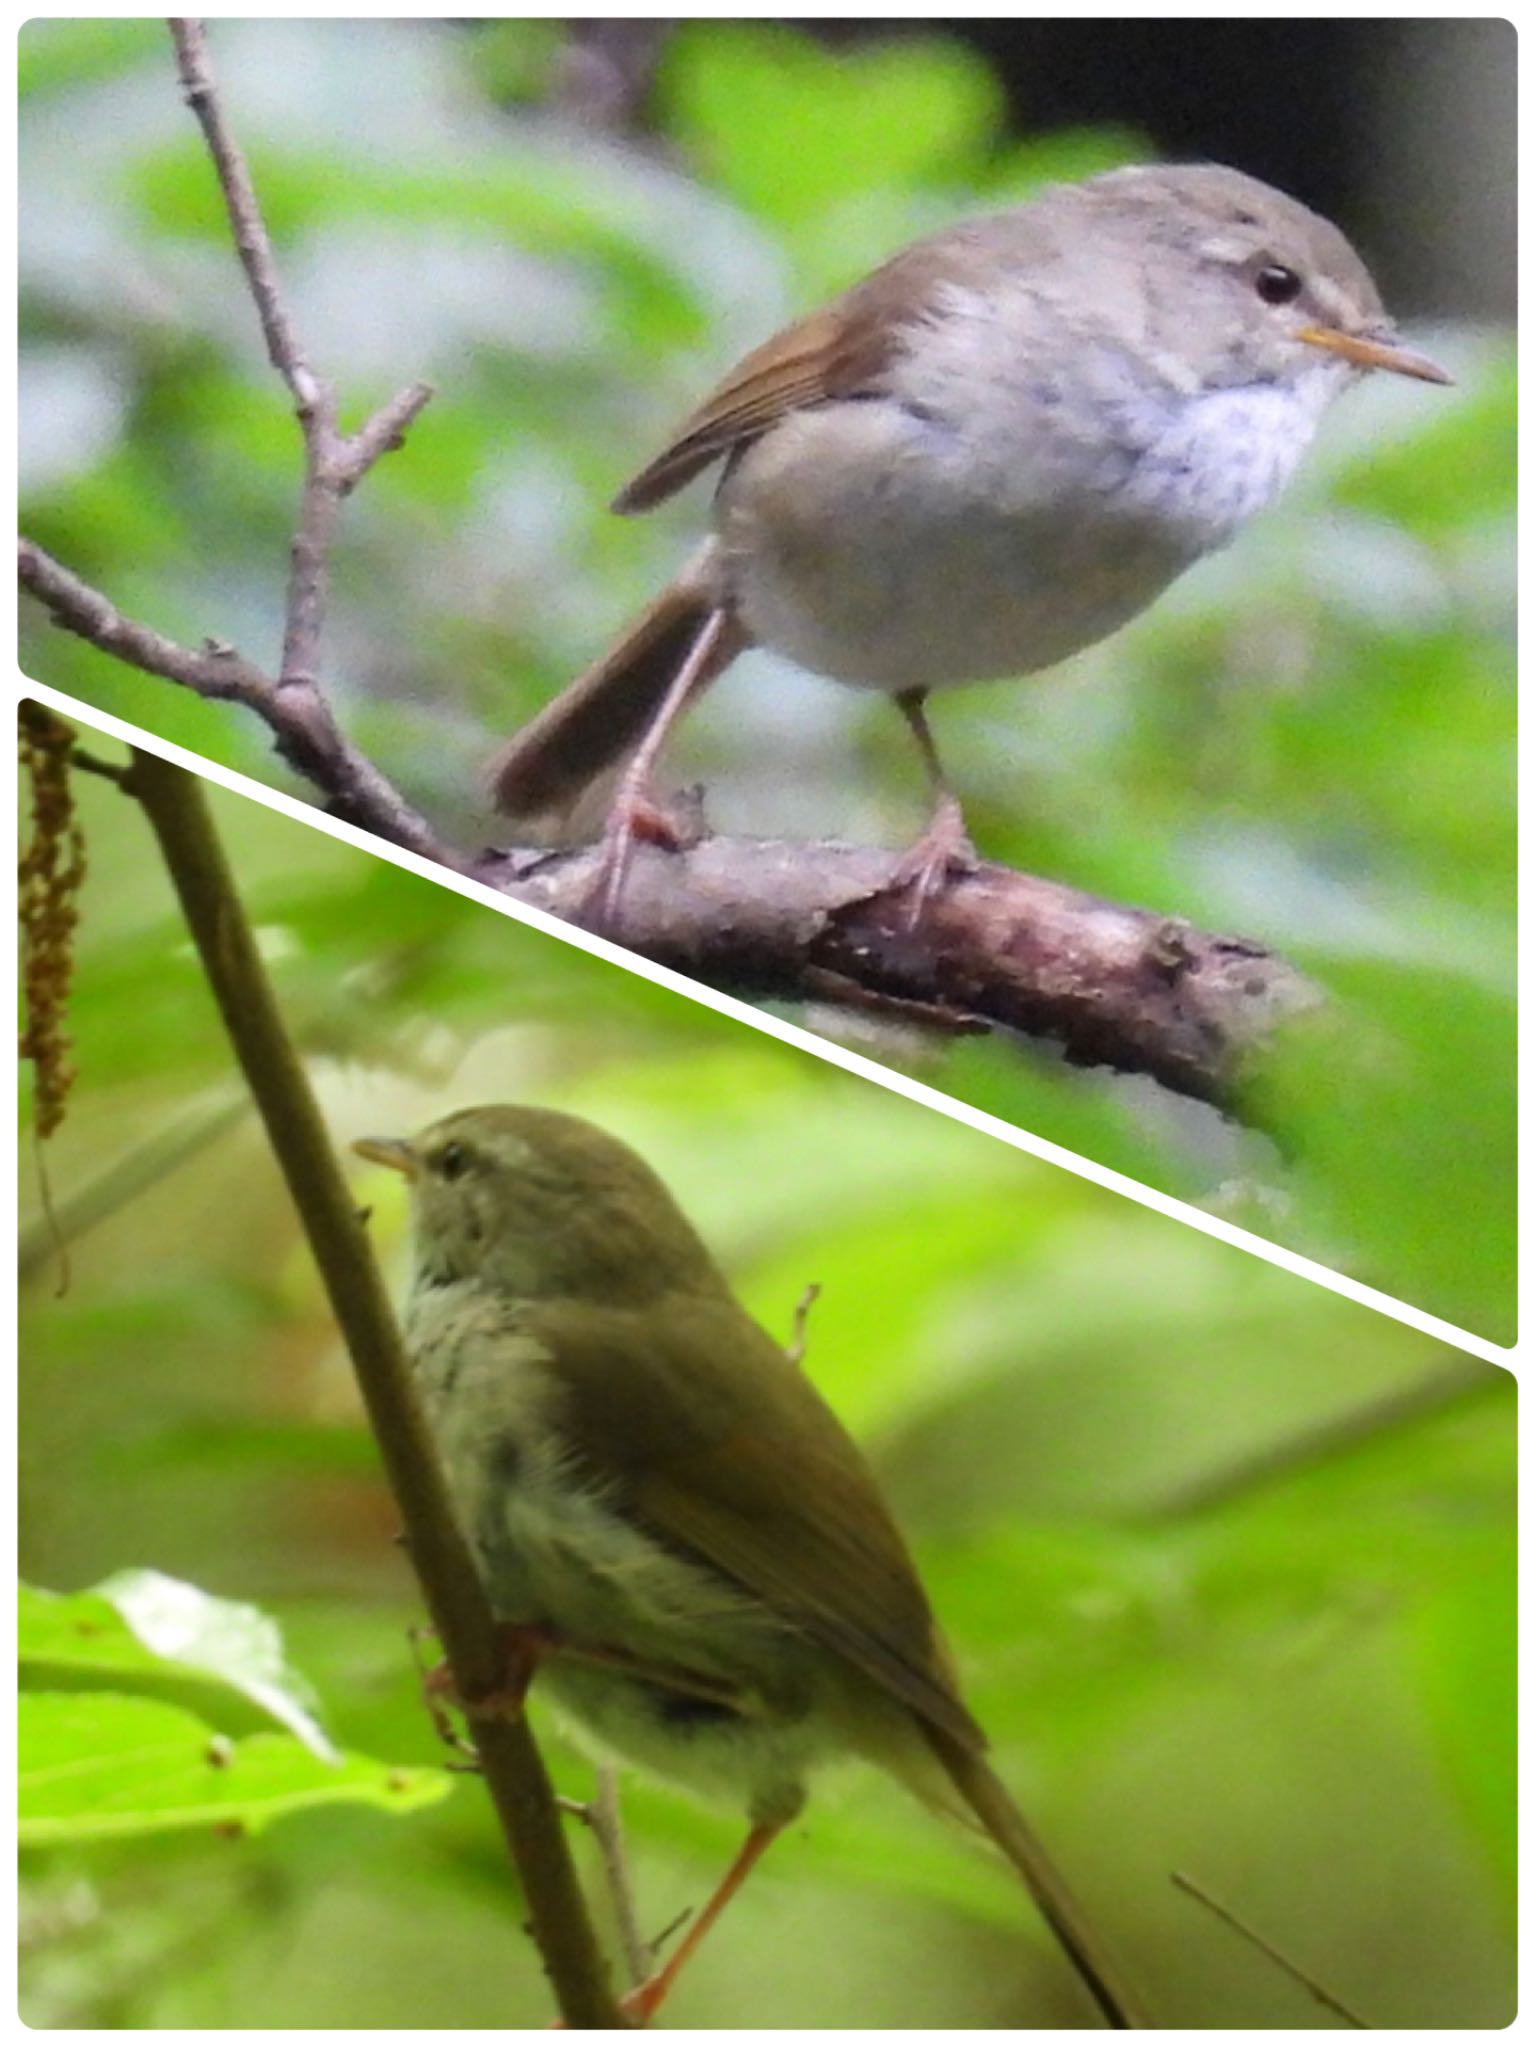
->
xmin=437 ymin=1142 xmax=470 ymax=1181
xmin=1255 ymin=263 xmax=1304 ymax=306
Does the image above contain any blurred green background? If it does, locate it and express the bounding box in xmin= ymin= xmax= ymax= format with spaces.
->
xmin=16 ymin=20 xmax=1516 ymax=1343
xmin=19 ymin=751 xmax=1514 ymax=2027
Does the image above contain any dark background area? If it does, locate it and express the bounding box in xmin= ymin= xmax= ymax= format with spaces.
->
xmin=564 ymin=16 xmax=1515 ymax=312
xmin=955 ymin=17 xmax=1513 ymax=314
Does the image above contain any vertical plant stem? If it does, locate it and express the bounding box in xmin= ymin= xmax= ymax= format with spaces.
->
xmin=123 ymin=743 xmax=622 ymax=2029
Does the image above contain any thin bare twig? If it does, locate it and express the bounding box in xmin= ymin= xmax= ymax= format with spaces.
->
xmin=21 ymin=538 xmax=280 ymax=707
xmin=166 ymin=19 xmax=432 ymax=695
xmin=17 ymin=1091 xmax=248 ymax=1284
xmin=120 ymin=747 xmax=623 ymax=2028
xmin=17 ymin=540 xmax=452 ymax=864
xmin=67 ymin=746 xmax=131 ymax=786
xmin=1171 ymin=1871 xmax=1368 ymax=2027
xmin=785 ymin=1282 xmax=822 ymax=1367
xmin=591 ymin=1770 xmax=649 ymax=1988
xmin=563 ymin=1770 xmax=651 ymax=1989
xmin=166 ymin=17 xmax=314 ymax=404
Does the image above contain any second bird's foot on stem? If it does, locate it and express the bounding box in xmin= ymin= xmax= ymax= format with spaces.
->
xmin=423 ymin=1621 xmax=557 ymax=1726
xmin=616 ymin=1978 xmax=672 ymax=2028
xmin=544 ymin=1959 xmax=678 ymax=2030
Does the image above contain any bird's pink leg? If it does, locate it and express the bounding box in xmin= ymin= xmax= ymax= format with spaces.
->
xmin=621 ymin=1822 xmax=784 ymax=2025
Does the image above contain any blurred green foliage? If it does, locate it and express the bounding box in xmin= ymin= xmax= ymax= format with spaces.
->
xmin=17 ymin=19 xmax=1514 ymax=1340
xmin=18 ymin=759 xmax=1513 ymax=2027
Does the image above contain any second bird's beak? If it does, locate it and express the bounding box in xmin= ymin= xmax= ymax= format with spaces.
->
xmin=1298 ymin=323 xmax=1453 ymax=385
xmin=352 ymin=1135 xmax=421 ymax=1180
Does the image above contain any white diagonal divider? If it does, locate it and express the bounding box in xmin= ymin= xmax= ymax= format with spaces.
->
xmin=17 ymin=676 xmax=1514 ymax=1371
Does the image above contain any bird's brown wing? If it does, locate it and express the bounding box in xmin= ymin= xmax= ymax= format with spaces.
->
xmin=611 ymin=301 xmax=892 ymax=514
xmin=524 ymin=1291 xmax=985 ymax=1752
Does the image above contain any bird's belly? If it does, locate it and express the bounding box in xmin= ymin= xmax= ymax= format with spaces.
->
xmin=719 ymin=398 xmax=1196 ymax=692
xmin=737 ymin=515 xmax=1188 ymax=690
xmin=484 ymin=1467 xmax=836 ymax=1822
xmin=714 ymin=368 xmax=1332 ymax=692
xmin=538 ymin=1660 xmax=827 ymax=1824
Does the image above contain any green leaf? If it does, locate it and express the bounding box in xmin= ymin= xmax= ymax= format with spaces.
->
xmin=660 ymin=24 xmax=1003 ymax=222
xmin=18 ymin=18 xmax=166 ymax=101
xmin=22 ymin=1575 xmax=335 ymax=1759
xmin=19 ymin=1693 xmax=451 ymax=1846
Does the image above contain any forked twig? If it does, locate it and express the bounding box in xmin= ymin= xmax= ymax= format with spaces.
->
xmin=166 ymin=19 xmax=432 ymax=695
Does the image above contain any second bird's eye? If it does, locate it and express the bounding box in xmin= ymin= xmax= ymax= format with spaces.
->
xmin=1255 ymin=263 xmax=1304 ymax=306
xmin=438 ymin=1142 xmax=470 ymax=1180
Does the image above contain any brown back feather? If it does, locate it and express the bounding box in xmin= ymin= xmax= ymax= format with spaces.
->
xmin=612 ymin=302 xmax=894 ymax=515
xmin=524 ymin=1290 xmax=984 ymax=1751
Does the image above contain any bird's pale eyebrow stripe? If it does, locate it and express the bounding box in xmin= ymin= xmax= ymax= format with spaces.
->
xmin=1204 ymin=232 xmax=1273 ymax=264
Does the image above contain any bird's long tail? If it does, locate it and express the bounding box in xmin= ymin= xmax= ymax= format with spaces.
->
xmin=486 ymin=545 xmax=735 ymax=818
xmin=928 ymin=1729 xmax=1148 ymax=2028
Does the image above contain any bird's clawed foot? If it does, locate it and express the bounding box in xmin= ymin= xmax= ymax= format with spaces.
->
xmin=615 ymin=1976 xmax=672 ymax=2027
xmin=580 ymin=789 xmax=694 ymax=935
xmin=414 ymin=1621 xmax=558 ymax=1741
xmin=886 ymin=790 xmax=980 ymax=925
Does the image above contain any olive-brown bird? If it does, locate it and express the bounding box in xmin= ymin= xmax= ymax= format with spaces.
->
xmin=355 ymin=1105 xmax=1145 ymax=2026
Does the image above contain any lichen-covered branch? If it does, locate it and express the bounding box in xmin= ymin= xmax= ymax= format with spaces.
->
xmin=16 ymin=532 xmax=1313 ymax=1109
xmin=479 ymin=834 xmax=1322 ymax=1112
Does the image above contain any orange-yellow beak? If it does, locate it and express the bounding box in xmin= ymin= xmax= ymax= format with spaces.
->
xmin=352 ymin=1135 xmax=421 ymax=1180
xmin=1298 ymin=324 xmax=1453 ymax=385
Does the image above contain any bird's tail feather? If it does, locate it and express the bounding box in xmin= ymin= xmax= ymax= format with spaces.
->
xmin=486 ymin=546 xmax=729 ymax=819
xmin=927 ymin=1728 xmax=1148 ymax=2029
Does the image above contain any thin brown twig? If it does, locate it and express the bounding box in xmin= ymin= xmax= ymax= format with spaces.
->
xmin=67 ymin=746 xmax=130 ymax=785
xmin=165 ymin=19 xmax=432 ymax=691
xmin=1170 ymin=1871 xmax=1368 ymax=2027
xmin=166 ymin=18 xmax=314 ymax=404
xmin=21 ymin=540 xmax=279 ymax=706
xmin=17 ymin=1090 xmax=248 ymax=1284
xmin=120 ymin=748 xmax=623 ymax=2028
xmin=18 ymin=539 xmax=452 ymax=864
xmin=785 ymin=1282 xmax=822 ymax=1368
xmin=564 ymin=1769 xmax=651 ymax=1989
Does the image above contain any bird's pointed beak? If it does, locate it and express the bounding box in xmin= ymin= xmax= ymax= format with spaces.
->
xmin=1297 ymin=324 xmax=1453 ymax=385
xmin=352 ymin=1135 xmax=421 ymax=1180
